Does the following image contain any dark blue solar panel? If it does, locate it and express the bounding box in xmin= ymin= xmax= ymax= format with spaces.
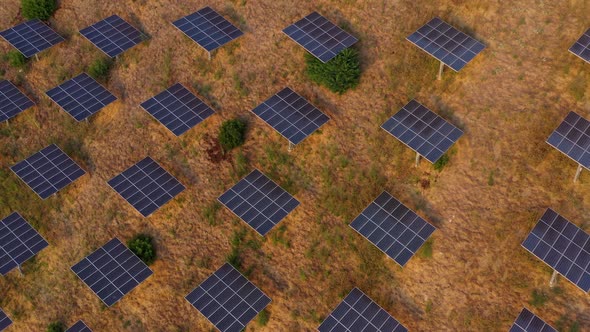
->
xmin=407 ymin=17 xmax=485 ymax=72
xmin=185 ymin=263 xmax=271 ymax=332
xmin=0 ymin=19 xmax=64 ymax=58
xmin=46 ymin=73 xmax=116 ymax=122
xmin=252 ymin=87 xmax=329 ymax=145
xmin=0 ymin=80 xmax=34 ymax=122
xmin=218 ymin=169 xmax=300 ymax=236
xmin=509 ymin=308 xmax=557 ymax=332
xmin=522 ymin=208 xmax=590 ymax=292
xmin=0 ymin=308 xmax=11 ymax=331
xmin=66 ymin=320 xmax=92 ymax=332
xmin=0 ymin=212 xmax=48 ymax=276
xmin=11 ymin=144 xmax=86 ymax=199
xmin=79 ymin=15 xmax=144 ymax=58
xmin=71 ymin=238 xmax=153 ymax=307
xmin=569 ymin=28 xmax=590 ymax=64
xmin=546 ymin=111 xmax=590 ymax=170
xmin=172 ymin=6 xmax=243 ymax=52
xmin=140 ymin=83 xmax=215 ymax=136
xmin=381 ymin=100 xmax=463 ymax=163
xmin=108 ymin=157 xmax=185 ymax=217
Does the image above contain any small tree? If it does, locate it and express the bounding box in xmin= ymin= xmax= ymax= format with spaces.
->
xmin=218 ymin=119 xmax=246 ymax=151
xmin=128 ymin=234 xmax=156 ymax=265
xmin=21 ymin=0 xmax=57 ymax=21
xmin=88 ymin=58 xmax=112 ymax=81
xmin=305 ymin=48 xmax=361 ymax=94
xmin=47 ymin=321 xmax=65 ymax=332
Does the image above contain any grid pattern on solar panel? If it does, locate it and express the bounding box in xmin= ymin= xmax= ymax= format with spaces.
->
xmin=108 ymin=157 xmax=185 ymax=217
xmin=0 ymin=19 xmax=64 ymax=58
xmin=140 ymin=83 xmax=215 ymax=136
xmin=406 ymin=17 xmax=485 ymax=72
xmin=185 ymin=263 xmax=271 ymax=332
xmin=546 ymin=111 xmax=590 ymax=170
xmin=66 ymin=320 xmax=92 ymax=332
xmin=46 ymin=73 xmax=116 ymax=122
xmin=218 ymin=169 xmax=300 ymax=236
xmin=79 ymin=15 xmax=143 ymax=58
xmin=283 ymin=12 xmax=358 ymax=63
xmin=0 ymin=80 xmax=34 ymax=122
xmin=0 ymin=309 xmax=11 ymax=331
xmin=318 ymin=288 xmax=407 ymax=332
xmin=252 ymin=87 xmax=329 ymax=145
xmin=0 ymin=212 xmax=48 ymax=276
xmin=71 ymin=238 xmax=153 ymax=307
xmin=569 ymin=28 xmax=590 ymax=64
xmin=350 ymin=191 xmax=436 ymax=267
xmin=509 ymin=308 xmax=557 ymax=332
xmin=381 ymin=100 xmax=463 ymax=163
xmin=522 ymin=208 xmax=590 ymax=292
xmin=11 ymin=144 xmax=86 ymax=199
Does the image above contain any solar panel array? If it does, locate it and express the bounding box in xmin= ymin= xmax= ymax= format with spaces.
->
xmin=350 ymin=191 xmax=436 ymax=267
xmin=546 ymin=111 xmax=590 ymax=170
xmin=46 ymin=73 xmax=117 ymax=122
xmin=569 ymin=28 xmax=590 ymax=64
xmin=71 ymin=238 xmax=153 ymax=306
xmin=522 ymin=208 xmax=590 ymax=292
xmin=140 ymin=83 xmax=215 ymax=136
xmin=0 ymin=309 xmax=11 ymax=331
xmin=80 ymin=15 xmax=144 ymax=58
xmin=0 ymin=19 xmax=65 ymax=58
xmin=283 ymin=12 xmax=358 ymax=63
xmin=0 ymin=80 xmax=34 ymax=123
xmin=66 ymin=320 xmax=92 ymax=332
xmin=11 ymin=144 xmax=86 ymax=199
xmin=252 ymin=87 xmax=329 ymax=145
xmin=509 ymin=308 xmax=557 ymax=332
xmin=407 ymin=17 xmax=485 ymax=72
xmin=108 ymin=157 xmax=185 ymax=217
xmin=0 ymin=212 xmax=48 ymax=275
xmin=318 ymin=288 xmax=407 ymax=332
xmin=172 ymin=7 xmax=244 ymax=53
xmin=218 ymin=169 xmax=300 ymax=236
xmin=185 ymin=263 xmax=271 ymax=332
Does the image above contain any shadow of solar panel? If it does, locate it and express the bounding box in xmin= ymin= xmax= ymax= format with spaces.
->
xmin=66 ymin=320 xmax=92 ymax=332
xmin=0 ymin=19 xmax=64 ymax=58
xmin=283 ymin=12 xmax=358 ymax=63
xmin=521 ymin=208 xmax=590 ymax=292
xmin=381 ymin=100 xmax=463 ymax=163
xmin=71 ymin=238 xmax=153 ymax=307
xmin=0 ymin=212 xmax=49 ymax=276
xmin=318 ymin=288 xmax=407 ymax=332
xmin=140 ymin=83 xmax=215 ymax=136
xmin=185 ymin=263 xmax=271 ymax=332
xmin=80 ymin=15 xmax=144 ymax=58
xmin=407 ymin=17 xmax=485 ymax=72
xmin=569 ymin=28 xmax=590 ymax=64
xmin=0 ymin=80 xmax=34 ymax=122
xmin=0 ymin=309 xmax=11 ymax=331
xmin=108 ymin=157 xmax=185 ymax=217
xmin=173 ymin=6 xmax=243 ymax=53
xmin=46 ymin=73 xmax=116 ymax=122
xmin=350 ymin=191 xmax=435 ymax=267
xmin=218 ymin=169 xmax=300 ymax=236
xmin=11 ymin=144 xmax=86 ymax=199
xmin=252 ymin=87 xmax=329 ymax=145
xmin=509 ymin=308 xmax=557 ymax=332
xmin=546 ymin=111 xmax=590 ymax=170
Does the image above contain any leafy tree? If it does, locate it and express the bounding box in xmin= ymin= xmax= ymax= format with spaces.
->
xmin=218 ymin=119 xmax=247 ymax=151
xmin=21 ymin=0 xmax=57 ymax=21
xmin=128 ymin=234 xmax=156 ymax=265
xmin=305 ymin=48 xmax=361 ymax=94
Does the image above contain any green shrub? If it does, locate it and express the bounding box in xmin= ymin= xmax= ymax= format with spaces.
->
xmin=7 ymin=51 xmax=26 ymax=68
xmin=433 ymin=154 xmax=449 ymax=171
xmin=88 ymin=58 xmax=112 ymax=81
xmin=305 ymin=48 xmax=361 ymax=94
xmin=128 ymin=234 xmax=156 ymax=265
xmin=47 ymin=321 xmax=65 ymax=332
xmin=218 ymin=119 xmax=246 ymax=151
xmin=529 ymin=289 xmax=549 ymax=307
xmin=21 ymin=0 xmax=57 ymax=21
xmin=257 ymin=309 xmax=270 ymax=326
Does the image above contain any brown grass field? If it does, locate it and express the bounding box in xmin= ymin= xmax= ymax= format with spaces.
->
xmin=1 ymin=0 xmax=590 ymax=331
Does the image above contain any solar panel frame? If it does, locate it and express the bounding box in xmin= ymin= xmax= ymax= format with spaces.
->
xmin=251 ymin=87 xmax=330 ymax=145
xmin=509 ymin=308 xmax=557 ymax=332
xmin=185 ymin=263 xmax=271 ymax=332
xmin=0 ymin=80 xmax=35 ymax=123
xmin=0 ymin=212 xmax=49 ymax=276
xmin=79 ymin=15 xmax=144 ymax=58
xmin=569 ymin=28 xmax=590 ymax=64
xmin=0 ymin=19 xmax=65 ymax=58
xmin=0 ymin=308 xmax=11 ymax=331
xmin=546 ymin=111 xmax=590 ymax=170
xmin=521 ymin=208 xmax=590 ymax=292
xmin=66 ymin=320 xmax=92 ymax=332
xmin=406 ymin=17 xmax=486 ymax=72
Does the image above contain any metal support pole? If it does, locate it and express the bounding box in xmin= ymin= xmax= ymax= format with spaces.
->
xmin=549 ymin=270 xmax=558 ymax=287
xmin=288 ymin=141 xmax=294 ymax=152
xmin=18 ymin=265 xmax=23 ymax=275
xmin=415 ymin=153 xmax=420 ymax=167
xmin=437 ymin=61 xmax=444 ymax=80
xmin=35 ymin=54 xmax=39 ymax=61
xmin=208 ymin=51 xmax=212 ymax=61
xmin=574 ymin=164 xmax=583 ymax=183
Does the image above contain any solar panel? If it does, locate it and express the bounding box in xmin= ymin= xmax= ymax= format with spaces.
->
xmin=71 ymin=238 xmax=153 ymax=307
xmin=569 ymin=28 xmax=590 ymax=64
xmin=283 ymin=12 xmax=358 ymax=63
xmin=0 ymin=80 xmax=34 ymax=123
xmin=108 ymin=157 xmax=185 ymax=217
xmin=0 ymin=308 xmax=11 ymax=331
xmin=318 ymin=288 xmax=407 ymax=332
xmin=407 ymin=17 xmax=485 ymax=72
xmin=381 ymin=100 xmax=463 ymax=163
xmin=140 ymin=83 xmax=215 ymax=136
xmin=350 ymin=191 xmax=436 ymax=267
xmin=11 ymin=144 xmax=86 ymax=199
xmin=79 ymin=15 xmax=144 ymax=58
xmin=46 ymin=73 xmax=117 ymax=122
xmin=0 ymin=212 xmax=48 ymax=276
xmin=172 ymin=7 xmax=244 ymax=53
xmin=251 ymin=87 xmax=330 ymax=145
xmin=0 ymin=19 xmax=64 ymax=58
xmin=509 ymin=308 xmax=557 ymax=332
xmin=546 ymin=111 xmax=590 ymax=170
xmin=185 ymin=263 xmax=271 ymax=332
xmin=66 ymin=320 xmax=92 ymax=332
xmin=522 ymin=208 xmax=590 ymax=292
xmin=218 ymin=169 xmax=300 ymax=236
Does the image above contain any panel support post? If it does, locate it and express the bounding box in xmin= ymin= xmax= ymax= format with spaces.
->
xmin=35 ymin=54 xmax=39 ymax=62
xmin=415 ymin=153 xmax=420 ymax=167
xmin=549 ymin=270 xmax=558 ymax=288
xmin=574 ymin=164 xmax=583 ymax=183
xmin=288 ymin=141 xmax=294 ymax=152
xmin=437 ymin=61 xmax=444 ymax=80
xmin=208 ymin=51 xmax=212 ymax=61
xmin=18 ymin=265 xmax=23 ymax=275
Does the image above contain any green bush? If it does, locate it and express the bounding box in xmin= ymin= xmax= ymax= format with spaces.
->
xmin=47 ymin=321 xmax=65 ymax=332
xmin=7 ymin=51 xmax=27 ymax=68
xmin=433 ymin=154 xmax=449 ymax=171
xmin=88 ymin=58 xmax=112 ymax=81
xmin=305 ymin=48 xmax=361 ymax=94
xmin=21 ymin=0 xmax=57 ymax=21
xmin=218 ymin=119 xmax=246 ymax=151
xmin=128 ymin=234 xmax=156 ymax=265
xmin=257 ymin=309 xmax=270 ymax=326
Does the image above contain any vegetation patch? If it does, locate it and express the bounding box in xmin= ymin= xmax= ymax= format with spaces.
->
xmin=87 ymin=57 xmax=112 ymax=81
xmin=21 ymin=0 xmax=57 ymax=20
xmin=529 ymin=289 xmax=549 ymax=307
xmin=46 ymin=321 xmax=65 ymax=332
xmin=6 ymin=51 xmax=27 ymax=69
xmin=257 ymin=309 xmax=270 ymax=326
xmin=128 ymin=234 xmax=156 ymax=265
xmin=433 ymin=154 xmax=450 ymax=171
xmin=305 ymin=48 xmax=361 ymax=94
xmin=218 ymin=119 xmax=247 ymax=152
